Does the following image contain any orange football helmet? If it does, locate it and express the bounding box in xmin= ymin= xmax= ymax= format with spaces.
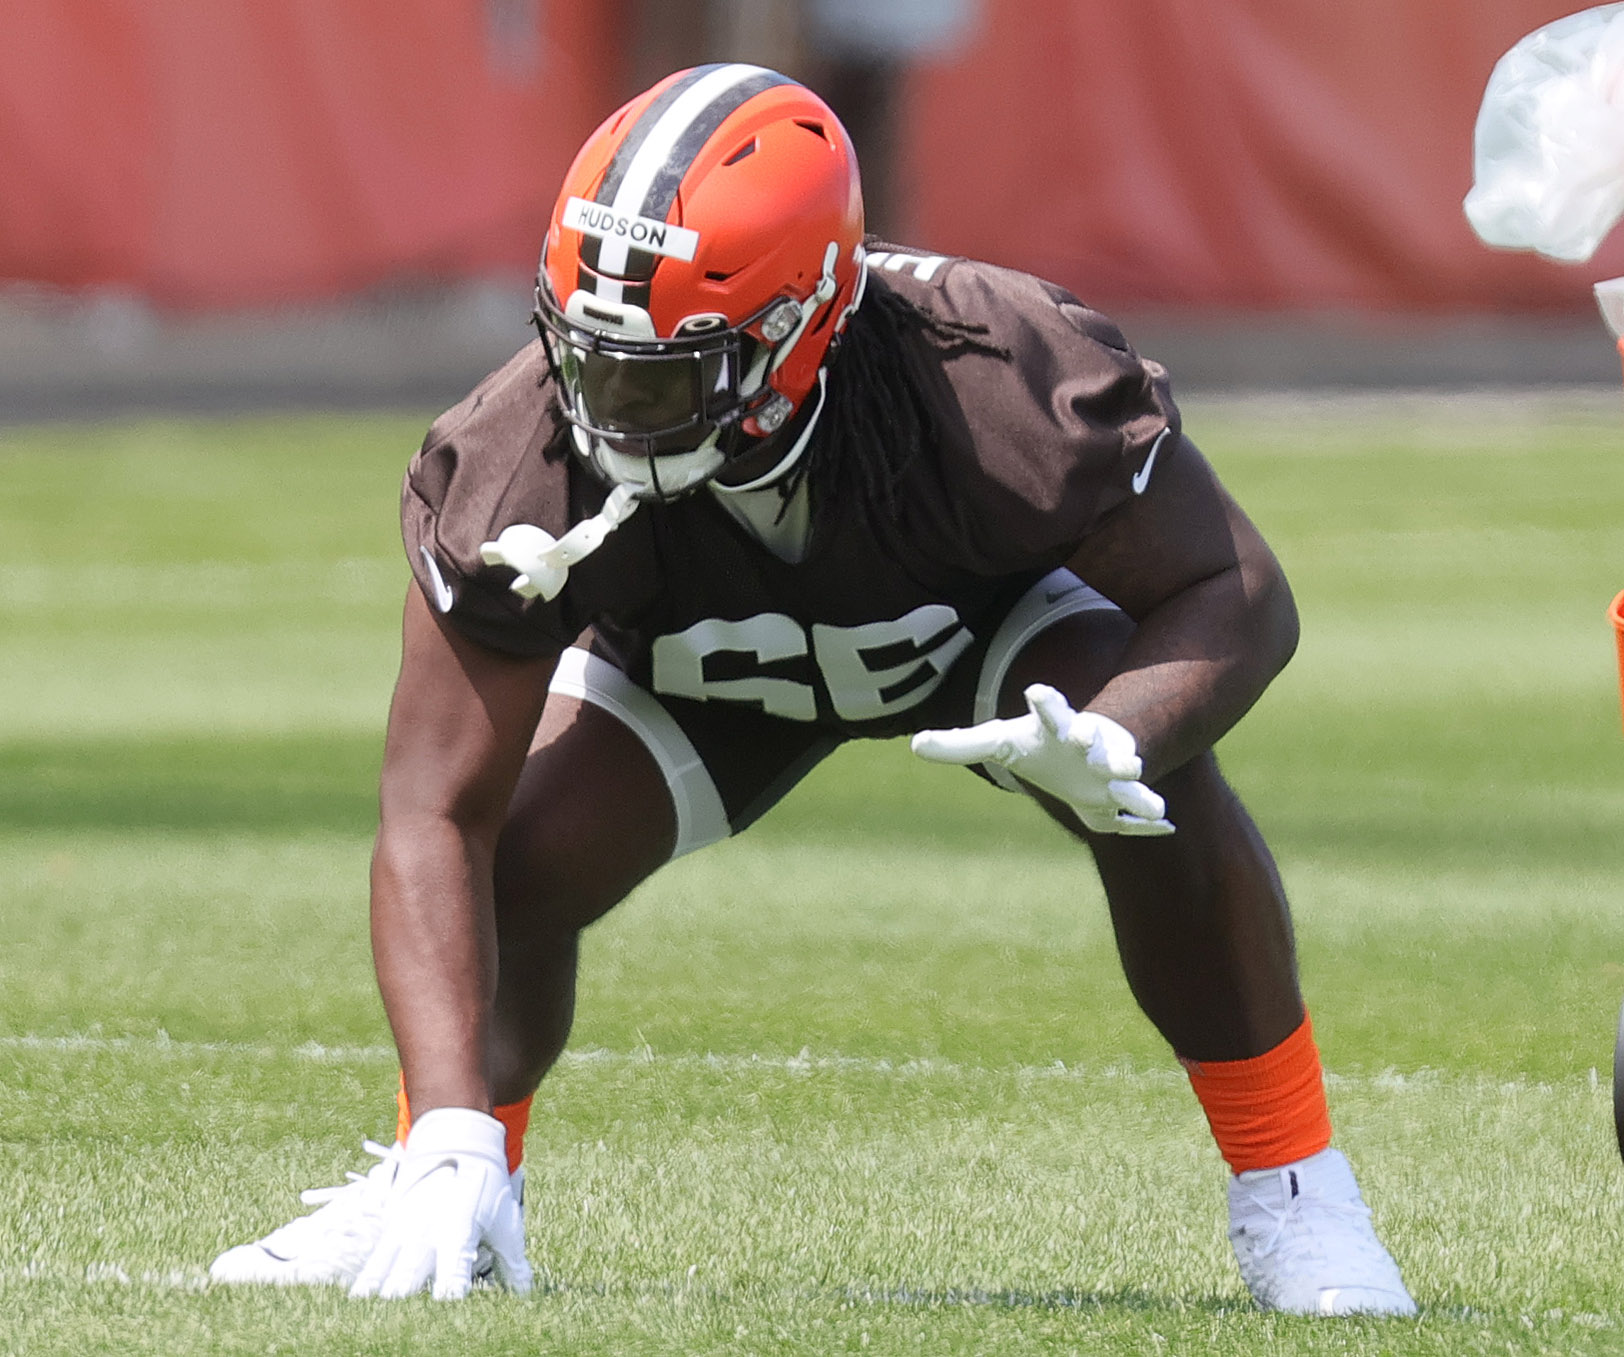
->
xmin=535 ymin=64 xmax=866 ymax=499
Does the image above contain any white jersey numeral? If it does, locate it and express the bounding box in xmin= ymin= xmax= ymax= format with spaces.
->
xmin=651 ymin=614 xmax=816 ymax=721
xmin=864 ymin=251 xmax=949 ymax=282
xmin=812 ymin=606 xmax=971 ymax=721
xmin=650 ymin=605 xmax=970 ymax=722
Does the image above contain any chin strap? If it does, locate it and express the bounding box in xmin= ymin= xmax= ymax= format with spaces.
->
xmin=478 ymin=483 xmax=640 ymax=602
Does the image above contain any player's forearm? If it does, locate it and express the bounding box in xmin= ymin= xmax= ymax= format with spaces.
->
xmin=1086 ymin=555 xmax=1298 ymax=783
xmin=369 ymin=815 xmax=500 ymax=1115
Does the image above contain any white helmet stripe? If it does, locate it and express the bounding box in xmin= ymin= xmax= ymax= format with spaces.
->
xmin=593 ymin=64 xmax=775 ymax=282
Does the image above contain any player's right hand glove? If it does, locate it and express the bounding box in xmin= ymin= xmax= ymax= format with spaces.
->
xmin=349 ymin=1107 xmax=532 ymax=1301
xmin=911 ymin=683 xmax=1175 ymax=837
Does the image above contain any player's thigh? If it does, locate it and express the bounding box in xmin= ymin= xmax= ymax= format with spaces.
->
xmin=493 ymin=646 xmax=839 ymax=935
xmin=968 ymin=569 xmax=1134 ymax=742
xmin=492 ymin=691 xmax=672 ymax=937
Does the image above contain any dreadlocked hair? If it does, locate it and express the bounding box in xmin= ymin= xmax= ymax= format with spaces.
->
xmin=786 ymin=276 xmax=1012 ymax=533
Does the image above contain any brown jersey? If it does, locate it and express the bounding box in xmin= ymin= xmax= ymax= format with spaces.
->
xmin=402 ymin=245 xmax=1180 ymax=741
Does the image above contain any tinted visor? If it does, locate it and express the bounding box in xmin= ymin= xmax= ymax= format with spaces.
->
xmin=565 ymin=345 xmax=735 ymax=439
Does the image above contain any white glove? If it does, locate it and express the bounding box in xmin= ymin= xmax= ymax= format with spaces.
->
xmin=910 ymin=684 xmax=1175 ymax=837
xmin=349 ymin=1107 xmax=533 ymax=1301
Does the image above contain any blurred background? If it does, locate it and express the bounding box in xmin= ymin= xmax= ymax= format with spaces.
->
xmin=3 ymin=0 xmax=1623 ymax=421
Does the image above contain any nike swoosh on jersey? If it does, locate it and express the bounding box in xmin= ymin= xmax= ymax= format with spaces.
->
xmin=420 ymin=546 xmax=455 ymax=612
xmin=1131 ymin=428 xmax=1172 ymax=495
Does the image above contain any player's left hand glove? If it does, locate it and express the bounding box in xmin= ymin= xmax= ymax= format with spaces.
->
xmin=349 ymin=1107 xmax=533 ymax=1301
xmin=910 ymin=684 xmax=1175 ymax=837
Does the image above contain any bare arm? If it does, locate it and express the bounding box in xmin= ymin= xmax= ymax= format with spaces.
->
xmin=1066 ymin=436 xmax=1299 ymax=782
xmin=370 ymin=584 xmax=559 ymax=1116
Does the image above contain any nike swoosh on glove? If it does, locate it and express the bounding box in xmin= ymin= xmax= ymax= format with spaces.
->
xmin=349 ymin=1107 xmax=533 ymax=1300
xmin=910 ymin=683 xmax=1175 ymax=836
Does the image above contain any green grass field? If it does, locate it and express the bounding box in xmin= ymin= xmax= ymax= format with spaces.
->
xmin=2 ymin=390 xmax=1622 ymax=1354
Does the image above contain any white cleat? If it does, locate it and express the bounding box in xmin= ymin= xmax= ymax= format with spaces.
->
xmin=1228 ymin=1147 xmax=1417 ymax=1316
xmin=210 ymin=1141 xmax=402 ymax=1287
xmin=210 ymin=1142 xmax=526 ymax=1290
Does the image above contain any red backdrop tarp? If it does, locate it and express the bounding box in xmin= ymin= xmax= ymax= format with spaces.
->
xmin=0 ymin=0 xmax=621 ymax=307
xmin=2 ymin=0 xmax=1621 ymax=312
xmin=900 ymin=0 xmax=1624 ymax=312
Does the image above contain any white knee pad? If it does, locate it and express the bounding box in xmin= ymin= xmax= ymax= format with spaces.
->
xmin=547 ymin=648 xmax=731 ymax=860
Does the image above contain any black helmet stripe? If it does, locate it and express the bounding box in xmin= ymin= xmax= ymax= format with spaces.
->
xmin=582 ymin=63 xmax=791 ymax=289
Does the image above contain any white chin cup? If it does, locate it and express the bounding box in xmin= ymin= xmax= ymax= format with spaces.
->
xmin=580 ymin=430 xmax=725 ymax=500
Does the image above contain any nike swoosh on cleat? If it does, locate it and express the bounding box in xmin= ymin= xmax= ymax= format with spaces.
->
xmin=1131 ymin=428 xmax=1172 ymax=495
xmin=420 ymin=546 xmax=456 ymax=612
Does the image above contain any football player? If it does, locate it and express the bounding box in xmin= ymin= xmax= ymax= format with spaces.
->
xmin=211 ymin=63 xmax=1416 ymax=1314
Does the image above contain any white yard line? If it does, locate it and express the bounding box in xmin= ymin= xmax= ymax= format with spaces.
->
xmin=0 ymin=1032 xmax=1605 ymax=1094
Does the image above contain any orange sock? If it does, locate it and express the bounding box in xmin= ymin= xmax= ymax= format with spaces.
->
xmin=492 ymin=1097 xmax=532 ymax=1173
xmin=1179 ymin=1013 xmax=1332 ymax=1174
xmin=395 ymin=1072 xmax=411 ymax=1146
xmin=395 ymin=1073 xmax=532 ymax=1174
